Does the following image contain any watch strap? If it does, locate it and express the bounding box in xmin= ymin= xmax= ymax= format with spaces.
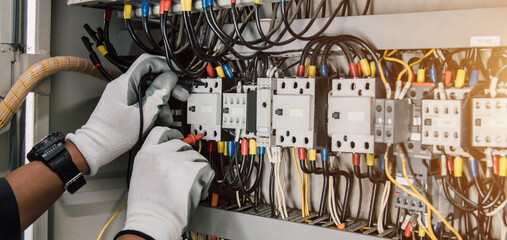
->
xmin=48 ymin=149 xmax=86 ymax=194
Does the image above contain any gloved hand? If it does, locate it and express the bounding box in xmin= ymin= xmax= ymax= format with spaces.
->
xmin=66 ymin=54 xmax=189 ymax=175
xmin=118 ymin=126 xmax=214 ymax=240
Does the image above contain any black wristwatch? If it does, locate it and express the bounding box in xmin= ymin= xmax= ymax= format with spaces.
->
xmin=27 ymin=132 xmax=86 ymax=194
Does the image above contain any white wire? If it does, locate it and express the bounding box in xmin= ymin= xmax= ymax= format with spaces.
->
xmin=234 ymin=129 xmax=241 ymax=142
xmin=377 ymin=160 xmax=392 ymax=233
xmin=281 ymin=149 xmax=289 ymax=217
xmin=486 ymin=199 xmax=507 ymax=216
xmin=274 ymin=148 xmax=288 ymax=219
xmin=417 ymin=213 xmax=429 ymax=236
xmin=235 ymin=191 xmax=242 ymax=208
xmin=328 ymin=176 xmax=342 ymax=226
xmin=501 ymin=212 xmax=507 ymax=240
xmin=328 ymin=177 xmax=340 ymax=227
xmin=377 ymin=181 xmax=391 ymax=233
xmin=274 ymin=69 xmax=281 ymax=78
xmin=266 ymin=65 xmax=274 ymax=78
xmin=273 ymin=149 xmax=281 ymax=216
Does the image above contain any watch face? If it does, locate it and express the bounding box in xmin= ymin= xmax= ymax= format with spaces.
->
xmin=28 ymin=133 xmax=65 ymax=161
xmin=41 ymin=142 xmax=66 ymax=162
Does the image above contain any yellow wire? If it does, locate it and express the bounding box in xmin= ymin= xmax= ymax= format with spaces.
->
xmin=304 ymin=161 xmax=310 ymax=216
xmin=377 ymin=50 xmax=389 ymax=86
xmin=291 ymin=148 xmax=306 ymax=217
xmin=304 ymin=59 xmax=311 ymax=75
xmin=97 ymin=203 xmax=127 ymax=240
xmin=383 ymin=56 xmax=413 ymax=82
xmin=384 ymin=145 xmax=462 ymax=240
xmin=396 ymin=49 xmax=435 ymax=81
xmin=386 ymin=49 xmax=398 ymax=57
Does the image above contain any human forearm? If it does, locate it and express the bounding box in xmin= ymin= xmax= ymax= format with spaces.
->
xmin=4 ymin=140 xmax=89 ymax=230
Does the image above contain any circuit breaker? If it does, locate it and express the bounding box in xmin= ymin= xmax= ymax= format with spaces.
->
xmin=472 ymin=98 xmax=507 ymax=148
xmin=328 ymin=78 xmax=376 ymax=153
xmin=272 ymin=78 xmax=329 ymax=149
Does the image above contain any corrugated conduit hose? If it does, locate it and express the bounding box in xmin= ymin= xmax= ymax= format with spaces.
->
xmin=0 ymin=56 xmax=120 ymax=130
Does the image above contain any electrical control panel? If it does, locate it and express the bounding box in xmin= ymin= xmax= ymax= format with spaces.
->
xmin=42 ymin=1 xmax=507 ymax=239
xmin=272 ymin=78 xmax=329 ymax=149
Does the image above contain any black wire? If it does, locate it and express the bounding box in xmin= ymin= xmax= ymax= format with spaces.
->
xmin=362 ymin=0 xmax=372 ymax=15
xmin=256 ymin=0 xmax=332 ymax=46
xmin=125 ymin=19 xmax=159 ymax=55
xmin=318 ymin=174 xmax=329 ymax=217
xmin=280 ymin=0 xmax=340 ymax=41
xmin=243 ymin=155 xmax=264 ymax=194
xmin=204 ymin=7 xmax=262 ymax=61
xmin=323 ymin=161 xmax=352 ymax=222
xmin=161 ymin=12 xmax=203 ymax=77
xmin=184 ymin=11 xmax=230 ymax=62
xmin=81 ymin=36 xmax=114 ymax=81
xmin=103 ymin=18 xmax=118 ymax=56
xmin=230 ymin=3 xmax=271 ymax=50
xmin=269 ymin=163 xmax=276 ymax=217
xmin=142 ymin=16 xmax=164 ymax=53
xmin=350 ymin=175 xmax=363 ymax=224
xmin=127 ymin=81 xmax=145 ymax=187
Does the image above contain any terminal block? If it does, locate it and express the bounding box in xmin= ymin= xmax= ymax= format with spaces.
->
xmin=473 ymin=98 xmax=507 ymax=148
xmin=187 ymin=78 xmax=232 ymax=141
xmin=394 ymin=175 xmax=426 ymax=212
xmin=328 ymin=78 xmax=377 ymax=154
xmin=256 ymin=78 xmax=276 ymax=147
xmin=272 ymin=78 xmax=329 ymax=149
xmin=375 ymin=99 xmax=412 ymax=144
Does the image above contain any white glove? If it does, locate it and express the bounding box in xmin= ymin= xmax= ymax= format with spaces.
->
xmin=120 ymin=126 xmax=215 ymax=240
xmin=66 ymin=54 xmax=189 ymax=175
